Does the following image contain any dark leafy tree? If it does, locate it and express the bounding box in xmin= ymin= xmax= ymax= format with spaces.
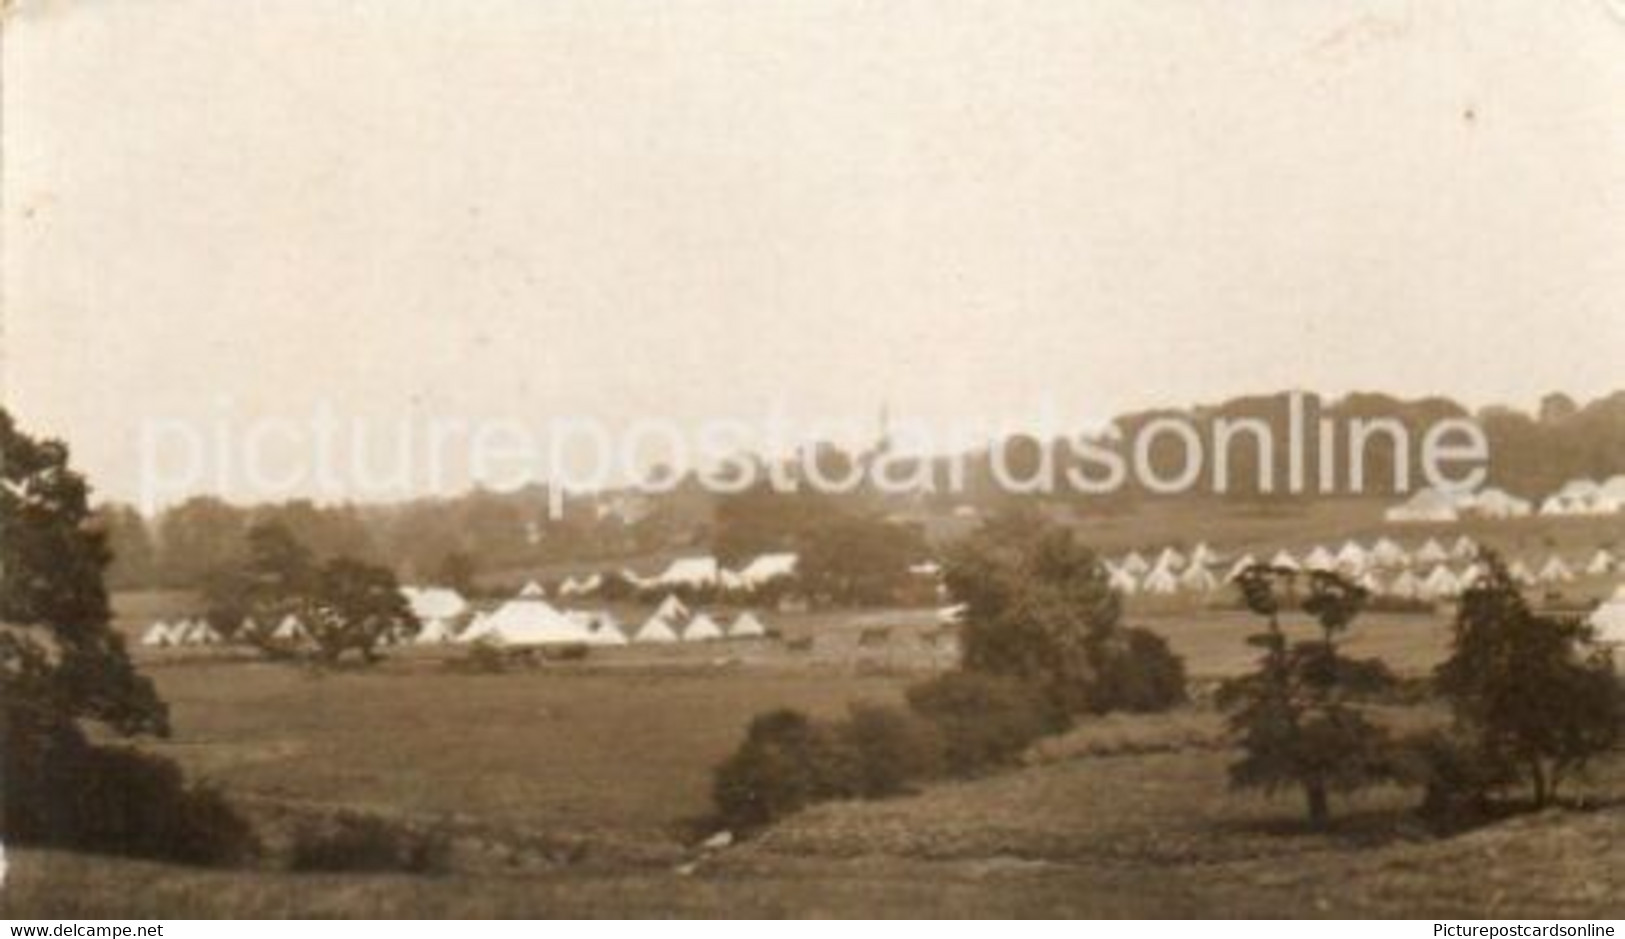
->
xmin=1 ymin=409 xmax=254 ymax=862
xmin=94 ymin=503 xmax=159 ymax=590
xmin=797 ymin=514 xmax=924 ymax=607
xmin=302 ymin=557 xmax=420 ymax=663
xmin=153 ymin=496 xmax=248 ymax=588
xmin=0 ymin=410 xmax=167 ymax=737
xmin=944 ymin=514 xmax=1184 ymax=717
xmin=1433 ymin=554 xmax=1621 ymax=808
xmin=211 ymin=524 xmax=417 ymax=665
xmin=203 ymin=521 xmax=315 ymax=641
xmin=1217 ymin=565 xmax=1397 ymax=828
xmin=712 ymin=484 xmax=837 ymax=567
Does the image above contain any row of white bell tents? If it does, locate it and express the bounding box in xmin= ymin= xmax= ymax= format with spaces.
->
xmin=557 ymin=552 xmax=803 ymax=597
xmin=1109 ymin=556 xmax=1591 ymax=600
xmin=457 ymin=581 xmax=767 ymax=646
xmin=1113 ymin=536 xmax=1481 ymax=578
xmin=140 ymin=618 xmax=223 ymax=647
xmin=1111 ymin=538 xmax=1624 ymax=582
xmin=633 ymin=609 xmax=768 ymax=644
xmin=1539 ymin=476 xmax=1625 ymax=517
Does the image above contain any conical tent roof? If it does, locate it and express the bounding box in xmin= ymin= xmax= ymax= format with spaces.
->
xmin=1119 ymin=551 xmax=1150 ymax=576
xmin=634 ymin=615 xmax=680 ymax=643
xmin=1508 ymin=559 xmax=1535 ymax=584
xmin=1141 ymin=566 xmax=1179 ymax=595
xmin=1225 ymin=554 xmax=1257 ymax=581
xmin=1108 ymin=567 xmax=1139 ymax=595
xmin=169 ymin=618 xmax=198 ymax=644
xmin=654 ymin=594 xmax=690 ymax=623
xmin=518 ymin=580 xmax=547 ymax=599
xmin=1304 ymin=546 xmax=1336 ymax=571
xmin=1336 ymin=540 xmax=1367 ymax=566
xmin=1450 ymin=536 xmax=1478 ymax=560
xmin=1154 ymin=548 xmax=1187 ymax=572
xmin=1189 ymin=543 xmax=1218 ymax=567
xmin=1389 ymin=569 xmax=1421 ymax=599
xmin=273 ymin=614 xmax=307 ymax=641
xmin=1421 ymin=565 xmax=1460 ymax=599
xmin=729 ymin=612 xmax=767 ymax=638
xmin=188 ymin=620 xmax=223 ymax=645
xmin=1537 ymin=556 xmax=1573 ymax=583
xmin=1585 ymin=550 xmax=1615 ymax=575
xmin=140 ymin=620 xmax=173 ymax=647
xmin=1417 ymin=539 xmax=1449 ymax=564
xmin=683 ymin=613 xmax=724 ymax=641
xmin=1179 ymin=564 xmax=1218 ymax=592
xmin=1269 ymin=550 xmax=1300 ymax=571
xmin=1370 ymin=537 xmax=1407 ymax=567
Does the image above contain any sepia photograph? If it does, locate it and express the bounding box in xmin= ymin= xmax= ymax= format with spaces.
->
xmin=0 ymin=0 xmax=1621 ymax=922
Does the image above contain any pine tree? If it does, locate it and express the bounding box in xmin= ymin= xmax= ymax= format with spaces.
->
xmin=1217 ymin=565 xmax=1396 ymax=828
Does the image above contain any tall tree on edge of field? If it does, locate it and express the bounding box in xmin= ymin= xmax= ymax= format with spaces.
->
xmin=1217 ymin=565 xmax=1397 ymax=828
xmin=0 ymin=409 xmax=168 ymax=737
xmin=1433 ymin=554 xmax=1620 ymax=808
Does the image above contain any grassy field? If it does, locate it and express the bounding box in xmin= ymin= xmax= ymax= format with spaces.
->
xmin=7 ymin=717 xmax=1620 ymax=917
xmin=4 ymin=588 xmax=1620 ymax=917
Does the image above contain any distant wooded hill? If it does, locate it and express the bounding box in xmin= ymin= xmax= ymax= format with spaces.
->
xmin=96 ymin=391 xmax=1625 ymax=590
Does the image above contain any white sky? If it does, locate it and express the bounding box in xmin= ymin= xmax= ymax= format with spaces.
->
xmin=3 ymin=0 xmax=1622 ymax=504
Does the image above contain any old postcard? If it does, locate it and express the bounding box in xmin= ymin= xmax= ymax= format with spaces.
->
xmin=0 ymin=0 xmax=1621 ymax=922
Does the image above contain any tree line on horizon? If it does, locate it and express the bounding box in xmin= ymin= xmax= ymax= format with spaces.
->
xmin=92 ymin=390 xmax=1625 ymax=593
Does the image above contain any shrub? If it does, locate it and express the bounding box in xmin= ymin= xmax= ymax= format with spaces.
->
xmin=1087 ymin=626 xmax=1188 ymax=714
xmin=839 ymin=703 xmax=945 ymax=797
xmin=712 ymin=709 xmax=853 ymax=830
xmin=1 ymin=706 xmax=259 ymax=866
xmin=289 ymin=811 xmax=450 ymax=874
xmin=947 ymin=522 xmax=1122 ymax=716
xmin=905 ymin=672 xmax=1053 ymax=775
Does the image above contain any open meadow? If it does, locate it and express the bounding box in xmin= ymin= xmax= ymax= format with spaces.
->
xmin=3 ymin=589 xmax=1621 ymax=918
